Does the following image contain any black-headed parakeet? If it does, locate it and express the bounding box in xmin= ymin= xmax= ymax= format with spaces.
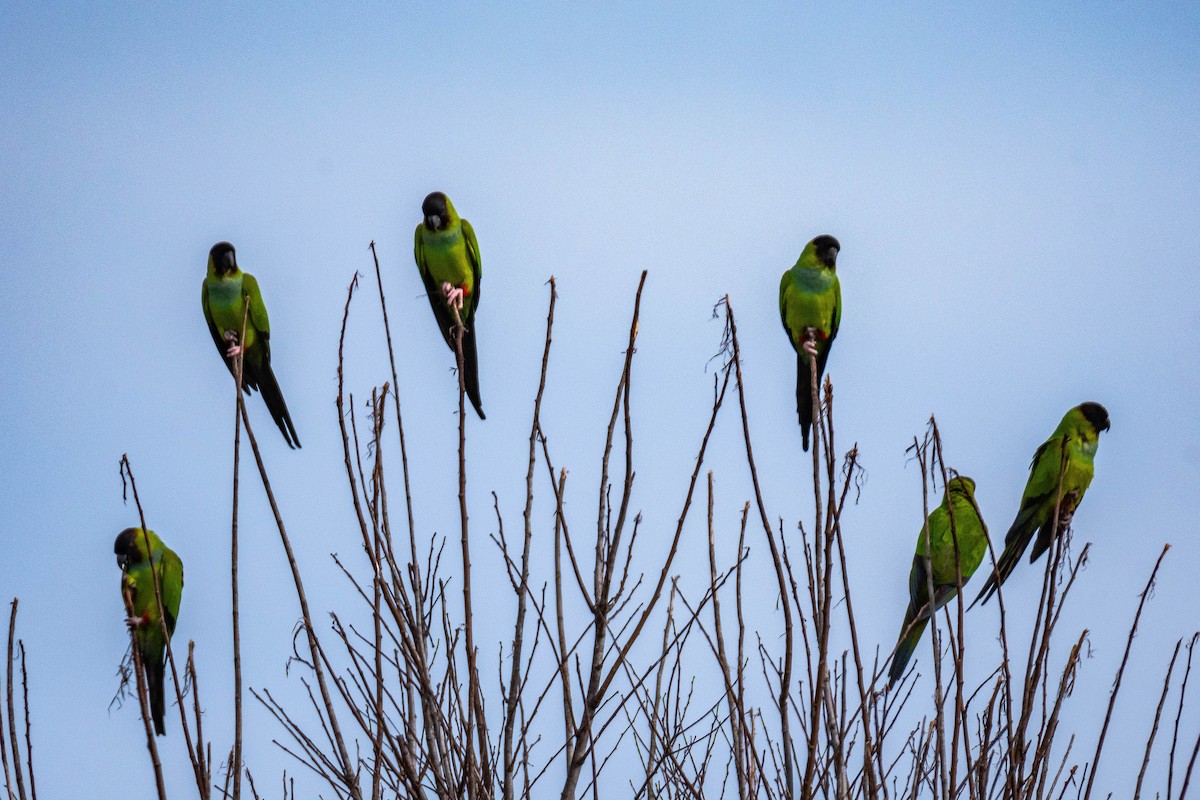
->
xmin=413 ymin=192 xmax=485 ymax=419
xmin=114 ymin=527 xmax=184 ymax=736
xmin=201 ymin=242 xmax=301 ymax=448
xmin=780 ymin=235 xmax=841 ymax=450
xmin=973 ymin=402 xmax=1110 ymax=606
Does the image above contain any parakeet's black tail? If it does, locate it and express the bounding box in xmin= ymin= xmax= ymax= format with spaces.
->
xmin=796 ymin=348 xmax=813 ymax=451
xmin=462 ymin=325 xmax=485 ymax=420
xmin=888 ymin=611 xmax=928 ymax=688
xmin=256 ymin=363 xmax=301 ymax=448
xmin=147 ymin=654 xmax=167 ymax=736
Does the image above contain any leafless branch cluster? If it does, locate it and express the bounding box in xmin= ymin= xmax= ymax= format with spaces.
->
xmin=239 ymin=262 xmax=1191 ymax=800
xmin=7 ymin=264 xmax=1198 ymax=800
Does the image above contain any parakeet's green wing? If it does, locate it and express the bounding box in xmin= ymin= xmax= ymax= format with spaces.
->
xmin=778 ymin=277 xmax=793 ymax=341
xmin=908 ymin=548 xmax=962 ymax=622
xmin=242 ymin=273 xmax=271 ymax=340
xmin=462 ymin=218 xmax=482 ymax=320
xmin=815 ymin=277 xmax=842 ymax=384
xmin=160 ymin=550 xmax=184 ymax=634
xmin=973 ymin=438 xmax=1066 ymax=606
xmin=1005 ymin=438 xmax=1064 ymax=545
xmin=241 ymin=274 xmax=268 ymax=333
xmin=776 ymin=284 xmax=805 ymax=347
xmin=830 ymin=276 xmax=842 ymax=341
xmin=890 ymin=482 xmax=987 ymax=686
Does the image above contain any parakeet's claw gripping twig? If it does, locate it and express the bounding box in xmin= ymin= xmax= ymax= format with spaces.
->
xmin=223 ymin=329 xmax=242 ymax=359
xmin=803 ymin=326 xmax=820 ymax=358
xmin=441 ymin=281 xmax=465 ymax=312
xmin=1057 ymin=490 xmax=1081 ymax=530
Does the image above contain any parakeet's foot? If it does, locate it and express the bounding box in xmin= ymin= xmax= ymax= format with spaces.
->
xmin=125 ymin=615 xmax=146 ymax=630
xmin=440 ymin=281 xmax=465 ymax=311
xmin=1057 ymin=491 xmax=1081 ymax=529
xmin=802 ymin=327 xmax=820 ymax=358
xmin=222 ymin=330 xmax=243 ymax=358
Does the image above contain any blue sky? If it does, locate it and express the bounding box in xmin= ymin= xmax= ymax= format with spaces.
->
xmin=1 ymin=3 xmax=1198 ymax=796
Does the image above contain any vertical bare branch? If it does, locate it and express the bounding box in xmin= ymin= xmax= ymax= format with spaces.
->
xmin=186 ymin=642 xmax=212 ymax=800
xmin=504 ymin=277 xmax=558 ymax=800
xmin=1083 ymin=543 xmax=1171 ymax=800
xmin=1170 ymin=633 xmax=1200 ymax=799
xmin=240 ymin=375 xmax=361 ymax=796
xmin=1133 ymin=637 xmax=1182 ymax=799
xmin=17 ymin=643 xmax=34 ymax=800
xmin=447 ymin=297 xmax=491 ymax=796
xmin=721 ymin=295 xmax=795 ymax=800
xmin=0 ymin=606 xmax=12 ymax=800
xmin=368 ymin=241 xmax=420 ymax=614
xmin=230 ymin=300 xmax=249 ymax=800
xmin=706 ymin=471 xmax=747 ymax=800
xmin=4 ymin=603 xmax=26 ymax=800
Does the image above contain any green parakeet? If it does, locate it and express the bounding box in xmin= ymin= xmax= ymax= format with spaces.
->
xmin=413 ymin=192 xmax=485 ymax=419
xmin=888 ymin=476 xmax=988 ymax=688
xmin=779 ymin=235 xmax=841 ymax=450
xmin=114 ymin=527 xmax=184 ymax=736
xmin=201 ymin=242 xmax=301 ymax=448
xmin=973 ymin=402 xmax=1110 ymax=606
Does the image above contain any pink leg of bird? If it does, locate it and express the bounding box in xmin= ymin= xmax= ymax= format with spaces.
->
xmin=441 ymin=281 xmax=464 ymax=312
xmin=223 ymin=330 xmax=242 ymax=359
xmin=126 ymin=614 xmax=148 ymax=631
xmin=803 ymin=327 xmax=820 ymax=358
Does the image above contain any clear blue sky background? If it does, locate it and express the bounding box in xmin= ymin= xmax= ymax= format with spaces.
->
xmin=2 ymin=3 xmax=1198 ymax=797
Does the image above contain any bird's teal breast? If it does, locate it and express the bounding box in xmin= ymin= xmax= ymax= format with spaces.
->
xmin=207 ymin=276 xmax=244 ymax=322
xmin=784 ymin=268 xmax=837 ymax=343
xmin=421 ymin=228 xmax=473 ymax=287
xmin=791 ymin=267 xmax=836 ymax=294
xmin=206 ymin=276 xmax=255 ymax=347
xmin=1065 ymin=442 xmax=1096 ymax=490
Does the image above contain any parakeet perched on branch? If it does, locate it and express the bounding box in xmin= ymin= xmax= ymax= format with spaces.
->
xmin=413 ymin=191 xmax=485 ymax=419
xmin=779 ymin=235 xmax=841 ymax=450
xmin=114 ymin=527 xmax=184 ymax=736
xmin=973 ymin=402 xmax=1110 ymax=606
xmin=889 ymin=476 xmax=988 ymax=688
xmin=201 ymin=241 xmax=301 ymax=447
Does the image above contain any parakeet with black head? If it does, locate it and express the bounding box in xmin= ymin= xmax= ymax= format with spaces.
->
xmin=413 ymin=192 xmax=485 ymax=419
xmin=114 ymin=527 xmax=184 ymax=736
xmin=973 ymin=402 xmax=1110 ymax=606
xmin=201 ymin=241 xmax=300 ymax=447
xmin=779 ymin=235 xmax=841 ymax=450
xmin=889 ymin=476 xmax=988 ymax=688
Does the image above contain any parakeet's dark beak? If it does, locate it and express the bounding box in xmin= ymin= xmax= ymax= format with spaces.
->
xmin=425 ymin=214 xmax=441 ymax=230
xmin=116 ymin=553 xmax=127 ymax=569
